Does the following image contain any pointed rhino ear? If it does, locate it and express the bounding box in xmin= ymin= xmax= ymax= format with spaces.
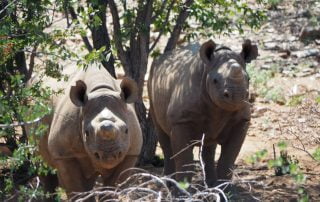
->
xmin=70 ymin=80 xmax=87 ymax=107
xmin=200 ymin=40 xmax=216 ymax=65
xmin=120 ymin=77 xmax=138 ymax=103
xmin=241 ymin=39 xmax=258 ymax=63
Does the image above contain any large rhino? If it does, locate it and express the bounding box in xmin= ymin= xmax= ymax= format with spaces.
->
xmin=35 ymin=64 xmax=142 ymax=198
xmin=148 ymin=40 xmax=258 ymax=186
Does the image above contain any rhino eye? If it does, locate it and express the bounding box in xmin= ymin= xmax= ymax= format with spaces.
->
xmin=85 ymin=130 xmax=90 ymax=137
xmin=213 ymin=78 xmax=218 ymax=84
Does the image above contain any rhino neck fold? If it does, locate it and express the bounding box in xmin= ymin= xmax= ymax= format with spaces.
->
xmin=82 ymin=67 xmax=118 ymax=93
xmin=200 ymin=62 xmax=215 ymax=111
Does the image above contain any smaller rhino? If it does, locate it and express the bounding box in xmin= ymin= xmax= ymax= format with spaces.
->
xmin=148 ymin=39 xmax=258 ymax=186
xmin=35 ymin=64 xmax=142 ymax=199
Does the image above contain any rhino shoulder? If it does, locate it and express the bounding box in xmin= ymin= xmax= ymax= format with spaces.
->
xmin=47 ymin=90 xmax=86 ymax=160
xmin=126 ymin=104 xmax=142 ymax=156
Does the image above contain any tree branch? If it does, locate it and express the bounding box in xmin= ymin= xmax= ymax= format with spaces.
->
xmin=88 ymin=0 xmax=116 ymax=77
xmin=109 ymin=0 xmax=131 ymax=72
xmin=121 ymin=0 xmax=127 ymax=11
xmin=15 ymin=51 xmax=29 ymax=82
xmin=68 ymin=6 xmax=93 ymax=52
xmin=149 ymin=0 xmax=175 ymax=52
xmin=164 ymin=0 xmax=194 ymax=52
xmin=151 ymin=0 xmax=168 ymax=23
xmin=0 ymin=116 xmax=44 ymax=129
xmin=0 ymin=0 xmax=17 ymax=17
xmin=27 ymin=45 xmax=38 ymax=81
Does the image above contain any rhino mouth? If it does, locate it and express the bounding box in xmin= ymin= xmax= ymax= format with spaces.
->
xmin=214 ymin=99 xmax=247 ymax=111
xmin=91 ymin=149 xmax=126 ymax=168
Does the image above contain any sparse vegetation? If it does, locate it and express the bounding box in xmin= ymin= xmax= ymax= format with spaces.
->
xmin=247 ymin=63 xmax=286 ymax=104
xmin=267 ymin=0 xmax=283 ymax=10
xmin=287 ymin=95 xmax=305 ymax=106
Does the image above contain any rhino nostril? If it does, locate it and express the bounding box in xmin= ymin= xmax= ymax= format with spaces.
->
xmin=223 ymin=91 xmax=230 ymax=98
xmin=94 ymin=152 xmax=100 ymax=160
xmin=118 ymin=151 xmax=122 ymax=158
xmin=125 ymin=128 xmax=128 ymax=134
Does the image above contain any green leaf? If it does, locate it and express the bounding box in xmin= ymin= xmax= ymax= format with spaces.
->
xmin=312 ymin=147 xmax=320 ymax=161
xmin=277 ymin=141 xmax=287 ymax=151
xmin=178 ymin=180 xmax=190 ymax=190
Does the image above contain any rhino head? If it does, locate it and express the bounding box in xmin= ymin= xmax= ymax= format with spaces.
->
xmin=200 ymin=39 xmax=258 ymax=111
xmin=69 ymin=77 xmax=138 ymax=169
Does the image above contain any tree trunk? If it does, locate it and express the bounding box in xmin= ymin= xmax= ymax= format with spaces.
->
xmin=134 ymin=100 xmax=157 ymax=164
xmin=89 ymin=0 xmax=116 ymax=78
xmin=164 ymin=0 xmax=194 ymax=52
xmin=109 ymin=0 xmax=159 ymax=164
xmin=126 ymin=0 xmax=157 ymax=164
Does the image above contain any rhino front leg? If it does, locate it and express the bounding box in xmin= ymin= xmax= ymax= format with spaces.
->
xmin=217 ymin=120 xmax=249 ymax=182
xmin=55 ymin=159 xmax=95 ymax=198
xmin=102 ymin=155 xmax=139 ymax=186
xmin=170 ymin=124 xmax=194 ymax=183
xmin=157 ymin=125 xmax=175 ymax=177
xmin=201 ymin=144 xmax=217 ymax=187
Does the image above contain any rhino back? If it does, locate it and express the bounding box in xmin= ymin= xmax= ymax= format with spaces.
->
xmin=149 ymin=45 xmax=206 ymax=134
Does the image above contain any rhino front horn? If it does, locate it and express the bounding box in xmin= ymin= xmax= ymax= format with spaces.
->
xmin=230 ymin=63 xmax=244 ymax=79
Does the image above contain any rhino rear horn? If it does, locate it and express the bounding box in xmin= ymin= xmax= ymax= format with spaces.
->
xmin=70 ymin=80 xmax=87 ymax=107
xmin=241 ymin=39 xmax=258 ymax=63
xmin=120 ymin=77 xmax=138 ymax=103
xmin=200 ymin=40 xmax=216 ymax=65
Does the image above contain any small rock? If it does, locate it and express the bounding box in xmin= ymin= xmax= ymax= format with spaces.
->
xmin=289 ymin=44 xmax=300 ymax=51
xmin=297 ymin=9 xmax=312 ymax=18
xmin=261 ymin=64 xmax=271 ymax=70
xmin=254 ymin=175 xmax=267 ymax=181
xmin=264 ymin=41 xmax=280 ymax=50
xmin=309 ymin=62 xmax=319 ymax=68
xmin=288 ymin=36 xmax=297 ymax=42
xmin=298 ymin=118 xmax=306 ymax=123
xmin=279 ymin=50 xmax=291 ymax=59
xmin=290 ymin=84 xmax=308 ymax=96
xmin=292 ymin=49 xmax=320 ymax=58
xmin=282 ymin=70 xmax=295 ymax=77
xmin=265 ymin=58 xmax=274 ymax=63
xmin=296 ymin=71 xmax=313 ymax=77
xmin=302 ymin=68 xmax=313 ymax=73
xmin=299 ymin=26 xmax=320 ymax=41
xmin=252 ymin=106 xmax=269 ymax=118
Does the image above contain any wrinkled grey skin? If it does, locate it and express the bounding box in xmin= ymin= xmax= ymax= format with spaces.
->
xmin=148 ymin=40 xmax=258 ymax=186
xmin=34 ymin=64 xmax=142 ymax=199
